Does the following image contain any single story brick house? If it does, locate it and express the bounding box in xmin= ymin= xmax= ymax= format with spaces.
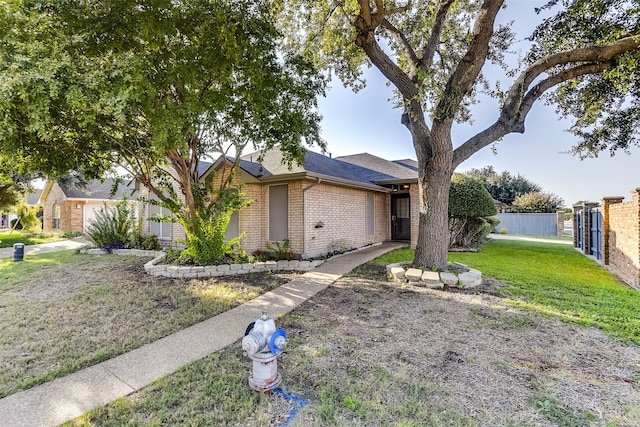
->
xmin=140 ymin=149 xmax=419 ymax=258
xmin=39 ymin=178 xmax=135 ymax=233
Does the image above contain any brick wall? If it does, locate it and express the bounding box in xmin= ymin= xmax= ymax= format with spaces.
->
xmin=604 ymin=191 xmax=640 ymax=289
xmin=302 ymin=182 xmax=389 ymax=258
xmin=574 ymin=190 xmax=640 ymax=289
xmin=238 ymin=182 xmax=266 ymax=254
xmin=69 ymin=201 xmax=84 ymax=232
xmin=42 ymin=183 xmax=70 ymax=232
xmin=140 ymin=166 xmax=394 ymax=258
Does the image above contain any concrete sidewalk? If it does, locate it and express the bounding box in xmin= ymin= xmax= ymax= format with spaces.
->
xmin=0 ymin=242 xmax=405 ymax=427
xmin=0 ymin=238 xmax=90 ymax=259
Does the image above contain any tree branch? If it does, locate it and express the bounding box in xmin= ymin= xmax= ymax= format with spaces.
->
xmin=453 ymin=62 xmax=612 ymax=167
xmin=382 ymin=0 xmax=412 ymax=16
xmin=419 ymin=0 xmax=454 ymax=75
xmin=380 ymin=18 xmax=420 ymax=78
xmin=502 ymin=34 xmax=640 ymax=115
xmin=434 ymin=0 xmax=504 ymax=122
xmin=357 ymin=0 xmax=373 ymax=28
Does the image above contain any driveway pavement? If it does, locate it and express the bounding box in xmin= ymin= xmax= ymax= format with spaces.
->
xmin=0 ymin=238 xmax=90 ymax=259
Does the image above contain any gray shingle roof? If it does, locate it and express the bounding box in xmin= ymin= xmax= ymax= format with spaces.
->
xmin=27 ymin=189 xmax=42 ymax=205
xmin=61 ymin=178 xmax=135 ymax=200
xmin=336 ymin=153 xmax=418 ymax=180
xmin=240 ymin=149 xmax=397 ymax=186
xmin=197 ymin=161 xmax=213 ymax=178
xmin=392 ymin=159 xmax=419 ymax=172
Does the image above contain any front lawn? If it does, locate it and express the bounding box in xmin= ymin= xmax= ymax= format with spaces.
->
xmin=447 ymin=239 xmax=640 ymax=345
xmin=65 ymin=243 xmax=640 ymax=426
xmin=0 ymin=251 xmax=295 ymax=398
xmin=375 ymin=240 xmax=640 ymax=345
xmin=0 ymin=230 xmax=66 ymax=248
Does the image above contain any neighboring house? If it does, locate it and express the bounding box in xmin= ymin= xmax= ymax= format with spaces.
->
xmin=140 ymin=148 xmax=420 ymax=258
xmin=0 ymin=212 xmax=15 ymax=229
xmin=493 ymin=199 xmax=508 ymax=213
xmin=39 ymin=178 xmax=135 ymax=233
xmin=0 ymin=189 xmax=43 ymax=230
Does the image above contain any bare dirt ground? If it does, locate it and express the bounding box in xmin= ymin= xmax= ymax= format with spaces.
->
xmin=271 ymin=263 xmax=640 ymax=426
xmin=0 ymin=255 xmax=297 ymax=398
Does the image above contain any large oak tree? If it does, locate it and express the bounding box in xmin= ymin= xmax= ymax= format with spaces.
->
xmin=1 ymin=0 xmax=325 ymax=261
xmin=276 ymin=0 xmax=640 ymax=268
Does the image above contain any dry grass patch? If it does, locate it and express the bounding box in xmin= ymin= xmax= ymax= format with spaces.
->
xmin=278 ymin=272 xmax=640 ymax=426
xmin=0 ymin=251 xmax=296 ymax=398
xmin=68 ymin=264 xmax=640 ymax=426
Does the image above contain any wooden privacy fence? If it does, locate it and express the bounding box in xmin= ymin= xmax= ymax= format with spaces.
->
xmin=573 ymin=189 xmax=640 ymax=290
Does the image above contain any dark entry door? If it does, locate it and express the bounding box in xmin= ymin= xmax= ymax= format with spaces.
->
xmin=391 ymin=194 xmax=410 ymax=240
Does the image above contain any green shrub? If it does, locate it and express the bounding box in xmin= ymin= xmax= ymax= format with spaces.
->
xmin=62 ymin=231 xmax=83 ymax=239
xmin=499 ymin=227 xmax=508 ymax=234
xmin=9 ymin=218 xmax=23 ymax=230
xmin=449 ymin=174 xmax=498 ymax=248
xmin=266 ymin=239 xmax=298 ymax=261
xmin=86 ymin=201 xmax=137 ymax=252
xmin=449 ymin=174 xmax=497 ymax=218
xmin=128 ymin=232 xmax=161 ymax=251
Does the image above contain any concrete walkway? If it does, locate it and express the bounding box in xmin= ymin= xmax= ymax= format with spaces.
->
xmin=0 ymin=238 xmax=90 ymax=259
xmin=0 ymin=242 xmax=405 ymax=427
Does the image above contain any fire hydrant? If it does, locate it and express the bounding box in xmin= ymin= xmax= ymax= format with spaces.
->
xmin=242 ymin=312 xmax=287 ymax=392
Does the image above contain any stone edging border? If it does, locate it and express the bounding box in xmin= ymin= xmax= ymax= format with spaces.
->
xmin=81 ymin=248 xmax=324 ymax=279
xmin=386 ymin=262 xmax=483 ymax=289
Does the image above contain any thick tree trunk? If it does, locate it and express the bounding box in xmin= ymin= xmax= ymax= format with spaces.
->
xmin=413 ymin=123 xmax=454 ymax=270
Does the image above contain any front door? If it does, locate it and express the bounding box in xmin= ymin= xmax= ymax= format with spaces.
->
xmin=391 ymin=194 xmax=410 ymax=240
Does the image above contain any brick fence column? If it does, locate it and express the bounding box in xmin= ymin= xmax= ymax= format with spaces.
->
xmin=556 ymin=211 xmax=565 ymax=237
xmin=633 ymin=189 xmax=640 ymax=283
xmin=601 ymin=196 xmax=624 ymax=266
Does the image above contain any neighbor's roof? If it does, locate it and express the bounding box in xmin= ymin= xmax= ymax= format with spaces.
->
xmin=61 ymin=178 xmax=135 ymax=200
xmin=26 ymin=189 xmax=43 ymax=205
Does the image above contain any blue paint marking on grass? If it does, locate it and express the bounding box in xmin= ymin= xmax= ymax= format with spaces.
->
xmin=273 ymin=387 xmax=310 ymax=427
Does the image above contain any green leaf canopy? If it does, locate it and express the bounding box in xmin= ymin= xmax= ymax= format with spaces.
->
xmin=0 ymin=0 xmax=325 ymax=178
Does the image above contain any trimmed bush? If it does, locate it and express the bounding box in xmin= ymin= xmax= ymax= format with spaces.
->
xmin=449 ymin=174 xmax=498 ymax=248
xmin=449 ymin=174 xmax=497 ymax=218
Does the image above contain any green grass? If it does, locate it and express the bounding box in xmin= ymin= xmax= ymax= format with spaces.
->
xmin=382 ymin=239 xmax=640 ymax=345
xmin=0 ymin=250 xmax=80 ymax=288
xmin=332 ymin=239 xmax=640 ymax=345
xmin=0 ymin=230 xmax=65 ymax=248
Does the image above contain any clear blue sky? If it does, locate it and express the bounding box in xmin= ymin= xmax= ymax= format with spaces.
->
xmin=315 ymin=0 xmax=640 ymax=207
